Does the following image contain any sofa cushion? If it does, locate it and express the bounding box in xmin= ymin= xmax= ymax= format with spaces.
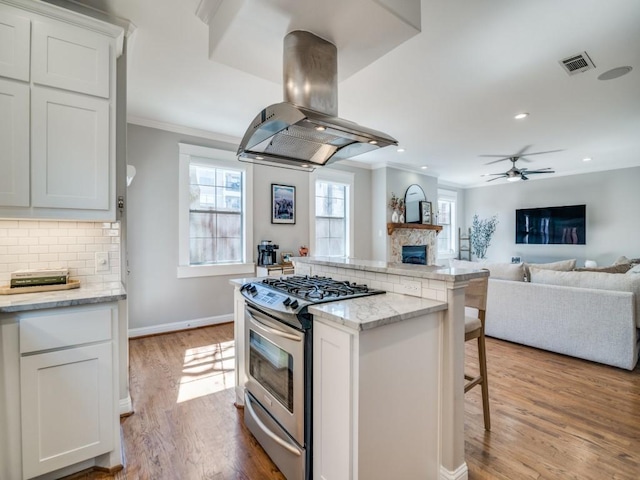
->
xmin=524 ymin=259 xmax=576 ymax=281
xmin=530 ymin=267 xmax=640 ymax=327
xmin=575 ymin=263 xmax=632 ymax=274
xmin=450 ymin=259 xmax=525 ymax=281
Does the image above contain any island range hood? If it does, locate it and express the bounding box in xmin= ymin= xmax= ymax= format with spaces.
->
xmin=237 ymin=30 xmax=398 ymax=171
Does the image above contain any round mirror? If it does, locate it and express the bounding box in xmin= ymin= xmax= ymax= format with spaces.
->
xmin=404 ymin=184 xmax=426 ymax=223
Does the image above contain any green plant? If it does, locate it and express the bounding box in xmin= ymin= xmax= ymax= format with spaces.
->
xmin=470 ymin=214 xmax=498 ymax=259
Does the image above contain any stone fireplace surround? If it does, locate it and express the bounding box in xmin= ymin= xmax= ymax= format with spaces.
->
xmin=388 ymin=223 xmax=440 ymax=265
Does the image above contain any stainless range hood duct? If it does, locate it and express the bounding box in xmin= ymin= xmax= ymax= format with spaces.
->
xmin=237 ymin=30 xmax=398 ymax=171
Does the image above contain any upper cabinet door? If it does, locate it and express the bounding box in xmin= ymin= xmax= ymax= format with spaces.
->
xmin=0 ymin=9 xmax=30 ymax=81
xmin=32 ymin=20 xmax=110 ymax=98
xmin=31 ymin=87 xmax=109 ymax=210
xmin=0 ymin=78 xmax=29 ymax=206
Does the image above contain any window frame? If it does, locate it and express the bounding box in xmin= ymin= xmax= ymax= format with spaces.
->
xmin=437 ymin=188 xmax=458 ymax=260
xmin=177 ymin=143 xmax=254 ymax=278
xmin=309 ymin=169 xmax=355 ymax=258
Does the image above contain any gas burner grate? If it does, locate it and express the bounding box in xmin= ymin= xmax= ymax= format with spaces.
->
xmin=262 ymin=275 xmax=374 ymax=301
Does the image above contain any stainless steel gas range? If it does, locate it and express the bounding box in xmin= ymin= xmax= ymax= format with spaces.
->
xmin=240 ymin=275 xmax=384 ymax=480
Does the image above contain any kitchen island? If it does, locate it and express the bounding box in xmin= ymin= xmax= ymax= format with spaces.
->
xmin=232 ymin=258 xmax=487 ymax=480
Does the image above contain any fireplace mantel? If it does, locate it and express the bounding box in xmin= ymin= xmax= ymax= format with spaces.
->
xmin=387 ymin=223 xmax=443 ymax=235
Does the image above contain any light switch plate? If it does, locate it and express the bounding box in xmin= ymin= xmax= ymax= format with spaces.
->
xmin=95 ymin=252 xmax=110 ymax=273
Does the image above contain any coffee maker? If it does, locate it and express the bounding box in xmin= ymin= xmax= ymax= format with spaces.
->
xmin=257 ymin=240 xmax=279 ymax=266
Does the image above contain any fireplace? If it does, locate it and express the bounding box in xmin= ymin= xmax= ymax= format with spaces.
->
xmin=388 ymin=225 xmax=438 ymax=265
xmin=402 ymin=245 xmax=427 ymax=265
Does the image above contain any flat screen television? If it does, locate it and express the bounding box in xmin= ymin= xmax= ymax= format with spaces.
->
xmin=515 ymin=205 xmax=586 ymax=245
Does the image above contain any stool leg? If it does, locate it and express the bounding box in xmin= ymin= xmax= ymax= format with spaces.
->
xmin=477 ymin=332 xmax=491 ymax=431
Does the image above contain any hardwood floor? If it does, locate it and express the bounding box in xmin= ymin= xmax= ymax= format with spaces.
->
xmin=73 ymin=323 xmax=640 ymax=480
xmin=464 ymin=337 xmax=640 ymax=480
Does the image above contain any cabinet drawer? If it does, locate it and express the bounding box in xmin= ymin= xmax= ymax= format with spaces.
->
xmin=32 ymin=19 xmax=110 ymax=98
xmin=20 ymin=306 xmax=112 ymax=354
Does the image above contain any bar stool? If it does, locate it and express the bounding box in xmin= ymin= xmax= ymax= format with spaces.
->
xmin=464 ymin=275 xmax=491 ymax=431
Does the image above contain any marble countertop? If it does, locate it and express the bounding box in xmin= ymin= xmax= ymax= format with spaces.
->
xmin=0 ymin=282 xmax=127 ymax=313
xmin=293 ymin=256 xmax=489 ymax=281
xmin=309 ymin=293 xmax=447 ymax=331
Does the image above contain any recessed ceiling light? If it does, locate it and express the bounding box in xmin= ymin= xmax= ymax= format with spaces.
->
xmin=582 ymin=157 xmax=592 ymax=162
xmin=397 ymin=147 xmax=405 ymax=153
xmin=514 ymin=112 xmax=529 ymax=120
xmin=301 ymin=164 xmax=309 ymax=168
xmin=315 ymin=125 xmax=326 ymax=131
xmin=420 ymin=165 xmax=428 ymax=170
xmin=598 ymin=66 xmax=632 ymax=81
xmin=368 ymin=140 xmax=378 ymax=145
xmin=255 ymin=156 xmax=264 ymax=160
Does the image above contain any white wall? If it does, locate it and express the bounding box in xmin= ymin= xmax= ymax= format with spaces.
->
xmin=126 ymin=124 xmax=372 ymax=331
xmin=463 ymin=167 xmax=640 ymax=266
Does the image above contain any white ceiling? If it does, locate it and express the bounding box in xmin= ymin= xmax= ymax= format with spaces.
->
xmin=65 ymin=0 xmax=640 ymax=187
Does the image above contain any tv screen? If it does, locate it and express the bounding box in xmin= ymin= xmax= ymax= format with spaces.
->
xmin=516 ymin=205 xmax=586 ymax=245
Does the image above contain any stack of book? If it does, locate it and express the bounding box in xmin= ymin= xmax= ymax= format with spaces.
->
xmin=10 ymin=269 xmax=69 ymax=288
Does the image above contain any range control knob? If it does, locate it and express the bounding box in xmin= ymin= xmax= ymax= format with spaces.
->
xmin=283 ymin=297 xmax=292 ymax=306
xmin=249 ymin=285 xmax=258 ymax=295
xmin=290 ymin=300 xmax=299 ymax=309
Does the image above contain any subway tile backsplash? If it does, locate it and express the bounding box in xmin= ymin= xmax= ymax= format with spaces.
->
xmin=0 ymin=220 xmax=121 ymax=286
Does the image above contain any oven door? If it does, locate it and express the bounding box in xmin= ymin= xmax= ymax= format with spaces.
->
xmin=244 ymin=303 xmax=305 ymax=446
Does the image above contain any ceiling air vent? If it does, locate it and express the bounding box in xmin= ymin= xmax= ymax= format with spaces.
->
xmin=559 ymin=51 xmax=596 ymax=76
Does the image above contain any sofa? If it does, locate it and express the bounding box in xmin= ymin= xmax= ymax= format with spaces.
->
xmin=451 ymin=259 xmax=640 ymax=370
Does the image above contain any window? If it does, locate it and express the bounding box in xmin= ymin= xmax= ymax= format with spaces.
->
xmin=178 ymin=144 xmax=254 ymax=277
xmin=311 ymin=170 xmax=354 ymax=258
xmin=437 ymin=189 xmax=457 ymax=258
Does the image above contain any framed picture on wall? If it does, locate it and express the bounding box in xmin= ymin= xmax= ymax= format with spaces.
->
xmin=420 ymin=201 xmax=432 ymax=224
xmin=272 ymin=184 xmax=296 ymax=224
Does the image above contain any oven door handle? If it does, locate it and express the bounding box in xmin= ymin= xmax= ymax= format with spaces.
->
xmin=247 ymin=311 xmax=302 ymax=342
xmin=245 ymin=394 xmax=302 ymax=457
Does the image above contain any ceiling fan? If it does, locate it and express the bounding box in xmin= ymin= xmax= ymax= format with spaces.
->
xmin=480 ymin=145 xmax=561 ymax=182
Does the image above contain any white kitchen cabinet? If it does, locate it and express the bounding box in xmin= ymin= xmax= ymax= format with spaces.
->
xmin=14 ymin=303 xmax=120 ymax=480
xmin=32 ymin=19 xmax=110 ymax=98
xmin=0 ymin=77 xmax=29 ymax=206
xmin=31 ymin=86 xmax=109 ymax=210
xmin=313 ymin=320 xmax=353 ymax=480
xmin=0 ymin=8 xmax=30 ymax=81
xmin=313 ymin=314 xmax=443 ymax=480
xmin=0 ymin=0 xmax=123 ymax=221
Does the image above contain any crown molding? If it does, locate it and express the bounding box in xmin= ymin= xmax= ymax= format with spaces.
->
xmin=127 ymin=116 xmax=242 ymax=146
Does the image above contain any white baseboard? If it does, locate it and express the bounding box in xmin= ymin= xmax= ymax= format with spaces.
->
xmin=440 ymin=463 xmax=468 ymax=480
xmin=119 ymin=394 xmax=133 ymax=416
xmin=128 ymin=314 xmax=233 ymax=338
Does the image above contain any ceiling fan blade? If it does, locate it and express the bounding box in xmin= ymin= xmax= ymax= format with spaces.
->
xmin=486 ymin=175 xmax=507 ymax=182
xmin=520 ymin=149 xmax=563 ymax=157
xmin=526 ymin=170 xmax=556 ymax=174
xmin=483 ymin=157 xmax=513 ymax=165
xmin=521 ymin=174 xmax=529 ymax=181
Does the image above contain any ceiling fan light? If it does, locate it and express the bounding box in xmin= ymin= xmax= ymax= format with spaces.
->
xmin=514 ymin=112 xmax=529 ymax=120
xmin=507 ymin=176 xmax=521 ymax=182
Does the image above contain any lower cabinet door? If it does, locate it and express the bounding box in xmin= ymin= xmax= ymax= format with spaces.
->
xmin=20 ymin=342 xmax=114 ymax=479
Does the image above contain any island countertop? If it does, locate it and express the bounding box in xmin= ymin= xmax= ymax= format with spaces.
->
xmin=309 ymin=292 xmax=447 ymax=331
xmin=292 ymin=256 xmax=489 ymax=282
xmin=0 ymin=282 xmax=127 ymax=313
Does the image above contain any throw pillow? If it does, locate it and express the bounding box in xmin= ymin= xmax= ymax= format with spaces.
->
xmin=626 ymin=264 xmax=640 ymax=275
xmin=524 ymin=259 xmax=576 ymax=281
xmin=574 ymin=263 xmax=632 ymax=274
xmin=450 ymin=259 xmax=525 ymax=282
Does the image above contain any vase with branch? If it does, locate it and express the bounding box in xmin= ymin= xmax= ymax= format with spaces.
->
xmin=470 ymin=214 xmax=499 ymax=259
xmin=389 ymin=193 xmax=402 ymax=223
